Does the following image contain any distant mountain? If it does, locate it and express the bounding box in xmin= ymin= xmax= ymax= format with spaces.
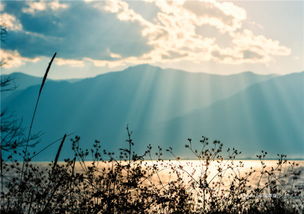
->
xmin=1 ymin=72 xmax=80 ymax=91
xmin=1 ymin=72 xmax=51 ymax=91
xmin=2 ymin=65 xmax=284 ymax=160
xmin=0 ymin=72 xmax=80 ymax=100
xmin=138 ymin=72 xmax=304 ymax=158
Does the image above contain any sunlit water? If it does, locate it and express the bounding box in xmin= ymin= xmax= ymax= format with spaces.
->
xmin=17 ymin=160 xmax=304 ymax=189
xmin=55 ymin=160 xmax=304 ymax=191
xmin=3 ymin=160 xmax=304 ymax=212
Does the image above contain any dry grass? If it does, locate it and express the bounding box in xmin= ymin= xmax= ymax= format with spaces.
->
xmin=0 ymin=131 xmax=303 ymax=214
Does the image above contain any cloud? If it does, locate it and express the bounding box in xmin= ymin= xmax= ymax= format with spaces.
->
xmin=0 ymin=0 xmax=292 ymax=70
xmin=109 ymin=52 xmax=122 ymax=59
xmin=242 ymin=50 xmax=263 ymax=60
xmin=92 ymin=0 xmax=290 ymax=66
xmin=92 ymin=0 xmax=150 ymax=26
xmin=22 ymin=0 xmax=69 ymax=14
xmin=2 ymin=1 xmax=151 ymax=60
xmin=182 ymin=0 xmax=246 ymax=32
xmin=0 ymin=49 xmax=40 ymax=68
xmin=0 ymin=13 xmax=22 ymax=31
xmin=0 ymin=2 xmax=4 ymax=11
xmin=55 ymin=58 xmax=85 ymax=67
xmin=235 ymin=29 xmax=291 ymax=57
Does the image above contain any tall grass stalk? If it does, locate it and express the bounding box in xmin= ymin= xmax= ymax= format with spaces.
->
xmin=21 ymin=52 xmax=56 ymax=178
xmin=30 ymin=132 xmax=74 ymax=160
xmin=52 ymin=134 xmax=67 ymax=171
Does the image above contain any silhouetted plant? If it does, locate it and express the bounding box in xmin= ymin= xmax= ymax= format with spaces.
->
xmin=22 ymin=52 xmax=57 ymax=178
xmin=0 ymin=129 xmax=303 ymax=213
xmin=0 ymin=63 xmax=39 ymax=210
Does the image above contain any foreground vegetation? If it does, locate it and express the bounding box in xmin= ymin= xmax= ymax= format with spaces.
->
xmin=0 ymin=127 xmax=303 ymax=214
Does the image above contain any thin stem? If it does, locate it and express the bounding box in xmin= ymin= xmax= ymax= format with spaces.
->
xmin=21 ymin=53 xmax=56 ymax=179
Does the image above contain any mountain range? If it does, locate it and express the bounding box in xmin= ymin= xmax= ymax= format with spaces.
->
xmin=1 ymin=64 xmax=303 ymax=160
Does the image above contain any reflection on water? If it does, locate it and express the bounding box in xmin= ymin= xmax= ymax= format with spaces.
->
xmin=69 ymin=160 xmax=304 ymax=192
xmin=22 ymin=160 xmax=304 ymax=188
xmin=2 ymin=160 xmax=304 ymax=213
xmin=13 ymin=160 xmax=304 ymax=196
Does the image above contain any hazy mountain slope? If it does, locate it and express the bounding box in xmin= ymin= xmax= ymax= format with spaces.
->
xmin=1 ymin=72 xmax=81 ymax=91
xmin=1 ymin=65 xmax=276 ymax=159
xmin=138 ymin=72 xmax=304 ymax=158
xmin=1 ymin=72 xmax=53 ymax=91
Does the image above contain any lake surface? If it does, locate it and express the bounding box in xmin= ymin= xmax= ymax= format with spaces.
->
xmin=3 ymin=160 xmax=304 ymax=212
xmin=50 ymin=160 xmax=304 ymax=191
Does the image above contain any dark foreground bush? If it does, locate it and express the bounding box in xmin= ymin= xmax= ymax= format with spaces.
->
xmin=0 ymin=128 xmax=303 ymax=214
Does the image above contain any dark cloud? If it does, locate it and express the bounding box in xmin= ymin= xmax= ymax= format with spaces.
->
xmin=211 ymin=50 xmax=235 ymax=61
xmin=2 ymin=1 xmax=152 ymax=60
xmin=183 ymin=1 xmax=234 ymax=26
xmin=2 ymin=0 xmax=25 ymax=15
xmin=3 ymin=31 xmax=59 ymax=58
xmin=242 ymin=50 xmax=263 ymax=60
xmin=162 ymin=51 xmax=188 ymax=60
xmin=128 ymin=1 xmax=160 ymax=22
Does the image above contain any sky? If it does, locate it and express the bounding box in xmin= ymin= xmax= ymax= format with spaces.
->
xmin=0 ymin=0 xmax=303 ymax=79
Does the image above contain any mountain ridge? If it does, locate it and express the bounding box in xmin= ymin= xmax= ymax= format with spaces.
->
xmin=1 ymin=65 xmax=302 ymax=160
xmin=138 ymin=72 xmax=304 ymax=158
